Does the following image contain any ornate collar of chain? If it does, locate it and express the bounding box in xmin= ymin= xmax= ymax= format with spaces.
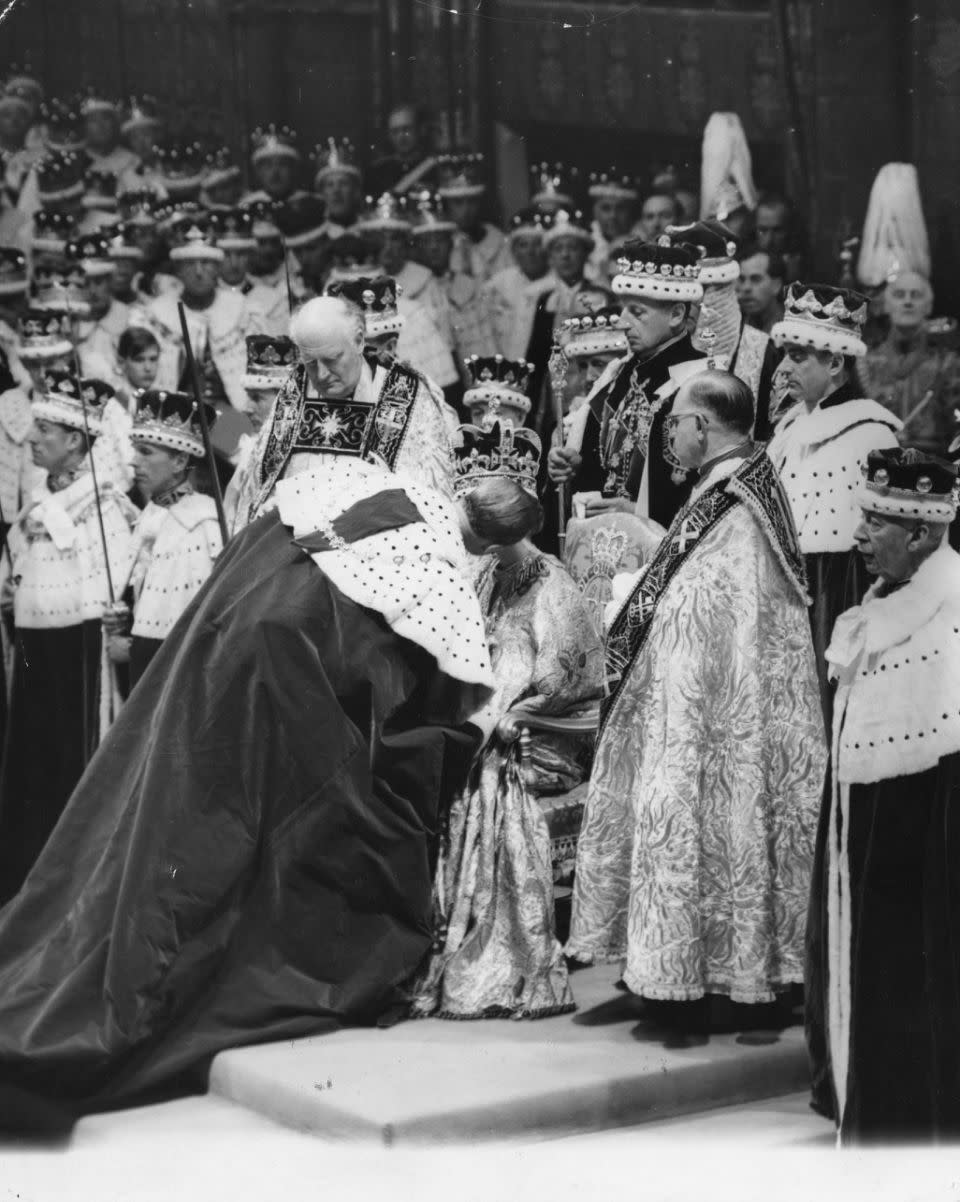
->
xmin=152 ymin=479 xmax=194 ymax=509
xmin=494 ymin=551 xmax=549 ymax=598
xmin=47 ymin=461 xmax=88 ymax=494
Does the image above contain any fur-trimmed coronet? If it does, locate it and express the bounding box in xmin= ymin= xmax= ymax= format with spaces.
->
xmin=251 ymin=124 xmax=301 ymax=164
xmin=133 ymin=388 xmax=217 ymax=459
xmin=437 ymin=153 xmax=486 ymax=199
xmin=771 ymin=281 xmax=869 ymax=358
xmin=859 ymin=446 xmax=958 ymax=522
xmin=559 ymin=306 xmax=630 ymax=358
xmin=665 ymin=219 xmax=740 ymax=285
xmin=325 ymin=275 xmax=404 ymax=341
xmin=312 ymin=137 xmax=361 ymax=184
xmin=242 ymin=334 xmax=297 ymax=390
xmin=612 ymin=238 xmax=703 ymax=302
xmin=31 ymin=367 xmax=106 ymax=437
xmin=463 ymin=355 xmax=534 ymax=429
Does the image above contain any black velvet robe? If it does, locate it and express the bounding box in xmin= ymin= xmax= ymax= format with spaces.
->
xmin=808 ymin=753 xmax=960 ymax=1143
xmin=0 ymin=621 xmax=101 ymax=904
xmin=0 ymin=509 xmax=485 ymax=1119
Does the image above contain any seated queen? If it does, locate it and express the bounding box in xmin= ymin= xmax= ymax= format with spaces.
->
xmin=412 ymin=378 xmax=604 ymax=1021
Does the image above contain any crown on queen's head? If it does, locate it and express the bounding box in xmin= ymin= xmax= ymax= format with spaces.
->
xmin=454 ymin=421 xmax=542 ymax=498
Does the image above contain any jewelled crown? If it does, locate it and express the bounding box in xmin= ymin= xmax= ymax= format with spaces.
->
xmin=0 ymin=83 xmax=33 ymax=115
xmin=251 ymin=124 xmax=300 ymax=164
xmin=31 ymin=263 xmax=90 ymax=314
xmin=243 ymin=198 xmax=282 ymax=239
xmin=454 ymin=421 xmax=542 ymax=498
xmin=771 ymin=281 xmax=869 ymax=358
xmin=313 ymin=137 xmax=361 ymax=183
xmin=18 ymin=308 xmax=73 ymax=361
xmin=37 ymin=149 xmax=85 ymax=202
xmin=280 ymin=194 xmax=327 ymax=248
xmin=242 ymin=335 xmax=297 ymax=390
xmin=121 ymin=94 xmax=161 ymax=134
xmin=66 ymin=233 xmax=115 ymax=276
xmin=541 ymin=207 xmax=593 ymax=247
xmin=325 ymin=275 xmax=403 ymax=340
xmin=169 ymin=222 xmax=224 ymax=262
xmin=437 ymin=153 xmax=486 ymax=199
xmin=42 ymin=98 xmax=84 ymax=152
xmin=133 ymin=389 xmax=217 ymax=459
xmin=107 ymin=223 xmax=143 ymax=261
xmin=509 ymin=206 xmax=548 ymax=240
xmin=612 ymin=237 xmax=703 ymax=302
xmin=463 ymin=355 xmax=534 ymax=429
xmin=117 ymin=188 xmax=158 ymax=226
xmin=409 ymin=191 xmax=457 ymax=237
xmin=666 ymin=219 xmax=740 ymax=285
xmin=203 ymin=147 xmax=241 ymax=192
xmin=0 ymin=248 xmax=28 ymax=296
xmin=357 ymin=192 xmax=412 ymax=232
xmin=31 ymin=208 xmax=74 ymax=254
xmin=154 ymin=141 xmax=207 ymax=196
xmin=559 ymin=306 xmax=629 ymax=358
xmin=79 ymin=87 xmax=118 ymax=117
xmin=81 ymin=168 xmax=118 ymax=211
xmin=859 ymin=446 xmax=958 ymax=522
xmin=32 ymin=366 xmax=105 ymax=436
xmin=208 ymin=207 xmax=256 ymax=250
xmin=530 ymin=162 xmax=576 ymax=212
xmin=588 ymin=170 xmax=639 ymax=201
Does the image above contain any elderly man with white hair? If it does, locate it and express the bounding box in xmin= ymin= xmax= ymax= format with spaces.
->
xmin=229 ymin=293 xmax=457 ymax=530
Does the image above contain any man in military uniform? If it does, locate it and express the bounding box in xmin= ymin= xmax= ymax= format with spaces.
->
xmin=856 ymin=271 xmax=960 ymax=457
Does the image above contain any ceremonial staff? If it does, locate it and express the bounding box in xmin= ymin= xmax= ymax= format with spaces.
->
xmin=177 ymin=302 xmax=230 ymax=546
xmin=547 ymin=339 xmax=569 ymax=556
xmin=280 ymin=233 xmax=296 ymax=317
xmin=66 ymin=306 xmax=115 ymax=607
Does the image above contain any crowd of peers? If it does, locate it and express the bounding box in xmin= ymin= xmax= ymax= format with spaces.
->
xmin=0 ymin=74 xmax=958 ymax=1146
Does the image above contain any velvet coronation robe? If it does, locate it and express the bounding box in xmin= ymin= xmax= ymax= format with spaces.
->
xmin=0 ymin=458 xmax=492 ymax=1117
xmin=812 ymin=542 xmax=960 ymax=1143
xmin=567 ymin=450 xmax=827 ymax=1003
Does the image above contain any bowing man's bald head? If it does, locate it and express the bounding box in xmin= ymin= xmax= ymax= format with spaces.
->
xmin=289 ymin=296 xmax=366 ymax=398
xmin=289 ymin=296 xmax=365 ymax=360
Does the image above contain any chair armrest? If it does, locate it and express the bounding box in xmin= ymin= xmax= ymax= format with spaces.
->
xmin=497 ymin=703 xmax=600 ymax=744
